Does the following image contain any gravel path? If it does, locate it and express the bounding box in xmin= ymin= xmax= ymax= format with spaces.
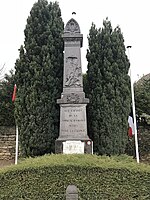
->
xmin=0 ymin=159 xmax=15 ymax=168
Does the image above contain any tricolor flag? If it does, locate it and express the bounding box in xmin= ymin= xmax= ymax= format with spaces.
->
xmin=128 ymin=110 xmax=135 ymax=138
xmin=12 ymin=84 xmax=17 ymax=102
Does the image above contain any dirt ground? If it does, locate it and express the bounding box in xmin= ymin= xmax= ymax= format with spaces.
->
xmin=0 ymin=159 xmax=15 ymax=168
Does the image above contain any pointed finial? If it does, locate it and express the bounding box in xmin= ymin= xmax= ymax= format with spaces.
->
xmin=72 ymin=12 xmax=76 ymax=15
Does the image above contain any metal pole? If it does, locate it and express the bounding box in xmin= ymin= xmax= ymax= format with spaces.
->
xmin=15 ymin=125 xmax=19 ymax=165
xmin=127 ymin=46 xmax=140 ymax=163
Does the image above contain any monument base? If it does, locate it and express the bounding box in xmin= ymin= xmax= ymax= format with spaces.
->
xmin=55 ymin=139 xmax=93 ymax=154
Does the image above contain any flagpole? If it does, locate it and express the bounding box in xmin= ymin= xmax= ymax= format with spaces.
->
xmin=12 ymin=84 xmax=18 ymax=165
xmin=127 ymin=46 xmax=140 ymax=163
xmin=15 ymin=125 xmax=19 ymax=165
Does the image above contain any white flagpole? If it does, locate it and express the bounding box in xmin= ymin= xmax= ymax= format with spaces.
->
xmin=15 ymin=125 xmax=19 ymax=165
xmin=127 ymin=46 xmax=140 ymax=163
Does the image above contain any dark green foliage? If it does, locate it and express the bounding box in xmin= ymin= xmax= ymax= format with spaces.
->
xmin=86 ymin=19 xmax=131 ymax=155
xmin=125 ymin=126 xmax=150 ymax=160
xmin=83 ymin=73 xmax=88 ymax=94
xmin=125 ymin=74 xmax=150 ymax=160
xmin=139 ymin=127 xmax=150 ymax=157
xmin=15 ymin=0 xmax=64 ymax=156
xmin=0 ymin=155 xmax=150 ymax=200
xmin=135 ymin=75 xmax=150 ymax=124
xmin=0 ymin=71 xmax=15 ymax=126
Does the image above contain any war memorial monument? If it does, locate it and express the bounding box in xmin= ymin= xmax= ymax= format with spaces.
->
xmin=55 ymin=18 xmax=92 ymax=154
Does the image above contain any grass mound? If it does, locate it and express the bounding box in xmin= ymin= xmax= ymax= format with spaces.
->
xmin=0 ymin=154 xmax=150 ymax=200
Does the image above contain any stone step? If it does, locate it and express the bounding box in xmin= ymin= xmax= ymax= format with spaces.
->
xmin=0 ymin=143 xmax=16 ymax=149
xmin=0 ymin=135 xmax=15 ymax=137
xmin=0 ymin=140 xmax=15 ymax=143
xmin=0 ymin=152 xmax=15 ymax=156
xmin=0 ymin=127 xmax=16 ymax=160
xmin=0 ymin=154 xmax=15 ymax=160
xmin=0 ymin=149 xmax=15 ymax=152
xmin=0 ymin=135 xmax=16 ymax=141
xmin=0 ymin=140 xmax=16 ymax=146
xmin=0 ymin=146 xmax=15 ymax=149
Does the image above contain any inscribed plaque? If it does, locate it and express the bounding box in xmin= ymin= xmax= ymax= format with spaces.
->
xmin=63 ymin=141 xmax=84 ymax=154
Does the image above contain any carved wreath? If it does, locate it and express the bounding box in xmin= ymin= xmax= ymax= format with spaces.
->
xmin=66 ymin=93 xmax=80 ymax=103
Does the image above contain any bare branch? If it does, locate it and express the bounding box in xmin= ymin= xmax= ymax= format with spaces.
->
xmin=0 ymin=63 xmax=6 ymax=81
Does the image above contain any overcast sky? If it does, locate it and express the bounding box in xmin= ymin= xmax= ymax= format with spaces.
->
xmin=0 ymin=0 xmax=150 ymax=81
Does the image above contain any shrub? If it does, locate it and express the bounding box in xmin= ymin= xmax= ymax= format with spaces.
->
xmin=0 ymin=154 xmax=150 ymax=199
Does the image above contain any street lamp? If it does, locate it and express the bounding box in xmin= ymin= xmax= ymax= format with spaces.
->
xmin=127 ymin=46 xmax=139 ymax=163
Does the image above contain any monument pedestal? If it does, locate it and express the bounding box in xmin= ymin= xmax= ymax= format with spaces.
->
xmin=55 ymin=103 xmax=93 ymax=154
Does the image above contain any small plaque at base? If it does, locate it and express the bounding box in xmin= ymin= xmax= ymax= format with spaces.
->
xmin=63 ymin=141 xmax=84 ymax=154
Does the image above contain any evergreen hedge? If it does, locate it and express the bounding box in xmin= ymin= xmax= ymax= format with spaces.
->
xmin=0 ymin=154 xmax=150 ymax=200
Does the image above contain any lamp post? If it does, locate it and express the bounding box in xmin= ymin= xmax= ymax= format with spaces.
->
xmin=127 ymin=46 xmax=139 ymax=163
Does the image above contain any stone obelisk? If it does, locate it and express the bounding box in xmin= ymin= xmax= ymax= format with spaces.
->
xmin=55 ymin=18 xmax=92 ymax=154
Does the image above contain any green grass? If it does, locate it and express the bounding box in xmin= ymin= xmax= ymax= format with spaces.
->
xmin=0 ymin=154 xmax=150 ymax=200
xmin=0 ymin=154 xmax=150 ymax=173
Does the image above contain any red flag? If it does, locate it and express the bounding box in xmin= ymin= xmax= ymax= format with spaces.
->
xmin=128 ymin=126 xmax=133 ymax=138
xmin=12 ymin=84 xmax=17 ymax=102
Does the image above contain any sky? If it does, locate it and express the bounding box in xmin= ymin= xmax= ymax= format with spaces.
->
xmin=0 ymin=0 xmax=150 ymax=82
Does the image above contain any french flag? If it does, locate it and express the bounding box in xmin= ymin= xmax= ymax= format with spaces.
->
xmin=12 ymin=84 xmax=17 ymax=102
xmin=128 ymin=110 xmax=135 ymax=138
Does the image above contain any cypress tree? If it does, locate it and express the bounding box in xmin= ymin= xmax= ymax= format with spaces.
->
xmin=86 ymin=19 xmax=130 ymax=155
xmin=15 ymin=0 xmax=64 ymax=156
